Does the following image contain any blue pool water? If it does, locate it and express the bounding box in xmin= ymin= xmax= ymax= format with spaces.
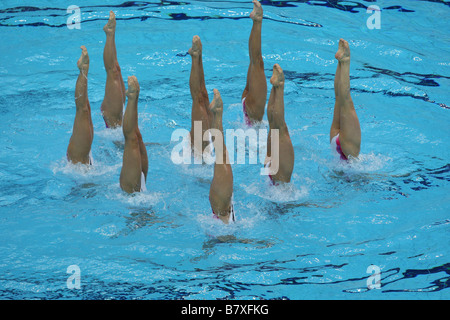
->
xmin=0 ymin=0 xmax=449 ymax=300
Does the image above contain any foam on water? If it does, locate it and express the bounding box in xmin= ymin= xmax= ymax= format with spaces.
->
xmin=95 ymin=126 xmax=124 ymax=141
xmin=243 ymin=176 xmax=309 ymax=203
xmin=51 ymin=156 xmax=121 ymax=179
xmin=328 ymin=152 xmax=393 ymax=174
xmin=107 ymin=183 xmax=164 ymax=207
xmin=196 ymin=201 xmax=266 ymax=239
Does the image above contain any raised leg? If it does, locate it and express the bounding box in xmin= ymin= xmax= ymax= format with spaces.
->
xmin=209 ymin=89 xmax=234 ymax=224
xmin=241 ymin=0 xmax=267 ymax=123
xmin=329 ymin=62 xmax=341 ymax=140
xmin=101 ymin=11 xmax=126 ymax=129
xmin=266 ymin=64 xmax=294 ymax=183
xmin=67 ymin=46 xmax=94 ymax=165
xmin=188 ymin=35 xmax=211 ymax=154
xmin=120 ymin=76 xmax=147 ymax=193
xmin=330 ymin=39 xmax=361 ymax=158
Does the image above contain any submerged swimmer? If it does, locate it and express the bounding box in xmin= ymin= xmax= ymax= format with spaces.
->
xmin=330 ymin=39 xmax=361 ymax=160
xmin=119 ymin=76 xmax=149 ymax=193
xmin=209 ymin=89 xmax=235 ymax=224
xmin=67 ymin=46 xmax=94 ymax=165
xmin=241 ymin=0 xmax=267 ymax=125
xmin=101 ymin=11 xmax=126 ymax=129
xmin=188 ymin=35 xmax=212 ymax=156
xmin=265 ymin=64 xmax=294 ymax=184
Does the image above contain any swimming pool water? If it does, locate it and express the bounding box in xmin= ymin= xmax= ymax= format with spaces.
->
xmin=0 ymin=0 xmax=449 ymax=300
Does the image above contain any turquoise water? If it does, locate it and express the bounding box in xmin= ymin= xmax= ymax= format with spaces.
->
xmin=0 ymin=0 xmax=449 ymax=300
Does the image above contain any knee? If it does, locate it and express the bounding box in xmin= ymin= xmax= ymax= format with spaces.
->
xmin=106 ymin=62 xmax=121 ymax=76
xmin=135 ymin=129 xmax=142 ymax=140
xmin=135 ymin=129 xmax=145 ymax=145
xmin=250 ymin=57 xmax=264 ymax=70
xmin=123 ymin=124 xmax=138 ymax=140
xmin=193 ymin=91 xmax=209 ymax=106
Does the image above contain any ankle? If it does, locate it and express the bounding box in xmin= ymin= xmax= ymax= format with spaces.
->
xmin=338 ymin=58 xmax=350 ymax=66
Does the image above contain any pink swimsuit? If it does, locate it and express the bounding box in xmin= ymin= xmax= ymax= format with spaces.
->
xmin=333 ymin=134 xmax=348 ymax=160
xmin=103 ymin=116 xmax=109 ymax=128
xmin=268 ymin=173 xmax=279 ymax=186
xmin=242 ymin=98 xmax=252 ymax=126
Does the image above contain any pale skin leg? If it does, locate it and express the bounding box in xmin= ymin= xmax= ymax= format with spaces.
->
xmin=241 ymin=0 xmax=267 ymax=123
xmin=101 ymin=11 xmax=126 ymax=129
xmin=67 ymin=46 xmax=94 ymax=165
xmin=209 ymin=89 xmax=234 ymax=224
xmin=188 ymin=35 xmax=211 ymax=154
xmin=330 ymin=39 xmax=361 ymax=158
xmin=120 ymin=76 xmax=148 ymax=193
xmin=265 ymin=64 xmax=294 ymax=183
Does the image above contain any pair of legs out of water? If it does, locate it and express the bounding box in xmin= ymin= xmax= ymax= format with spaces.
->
xmin=67 ymin=2 xmax=361 ymax=224
xmin=189 ymin=1 xmax=361 ymax=223
xmin=66 ymin=11 xmax=148 ymax=194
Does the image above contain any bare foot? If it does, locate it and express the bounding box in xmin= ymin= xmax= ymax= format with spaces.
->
xmin=335 ymin=38 xmax=350 ymax=63
xmin=103 ymin=11 xmax=116 ymax=35
xmin=250 ymin=0 xmax=263 ymax=22
xmin=188 ymin=35 xmax=202 ymax=58
xmin=77 ymin=46 xmax=89 ymax=74
xmin=270 ymin=64 xmax=285 ymax=87
xmin=126 ymin=76 xmax=140 ymax=99
xmin=209 ymin=89 xmax=223 ymax=115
